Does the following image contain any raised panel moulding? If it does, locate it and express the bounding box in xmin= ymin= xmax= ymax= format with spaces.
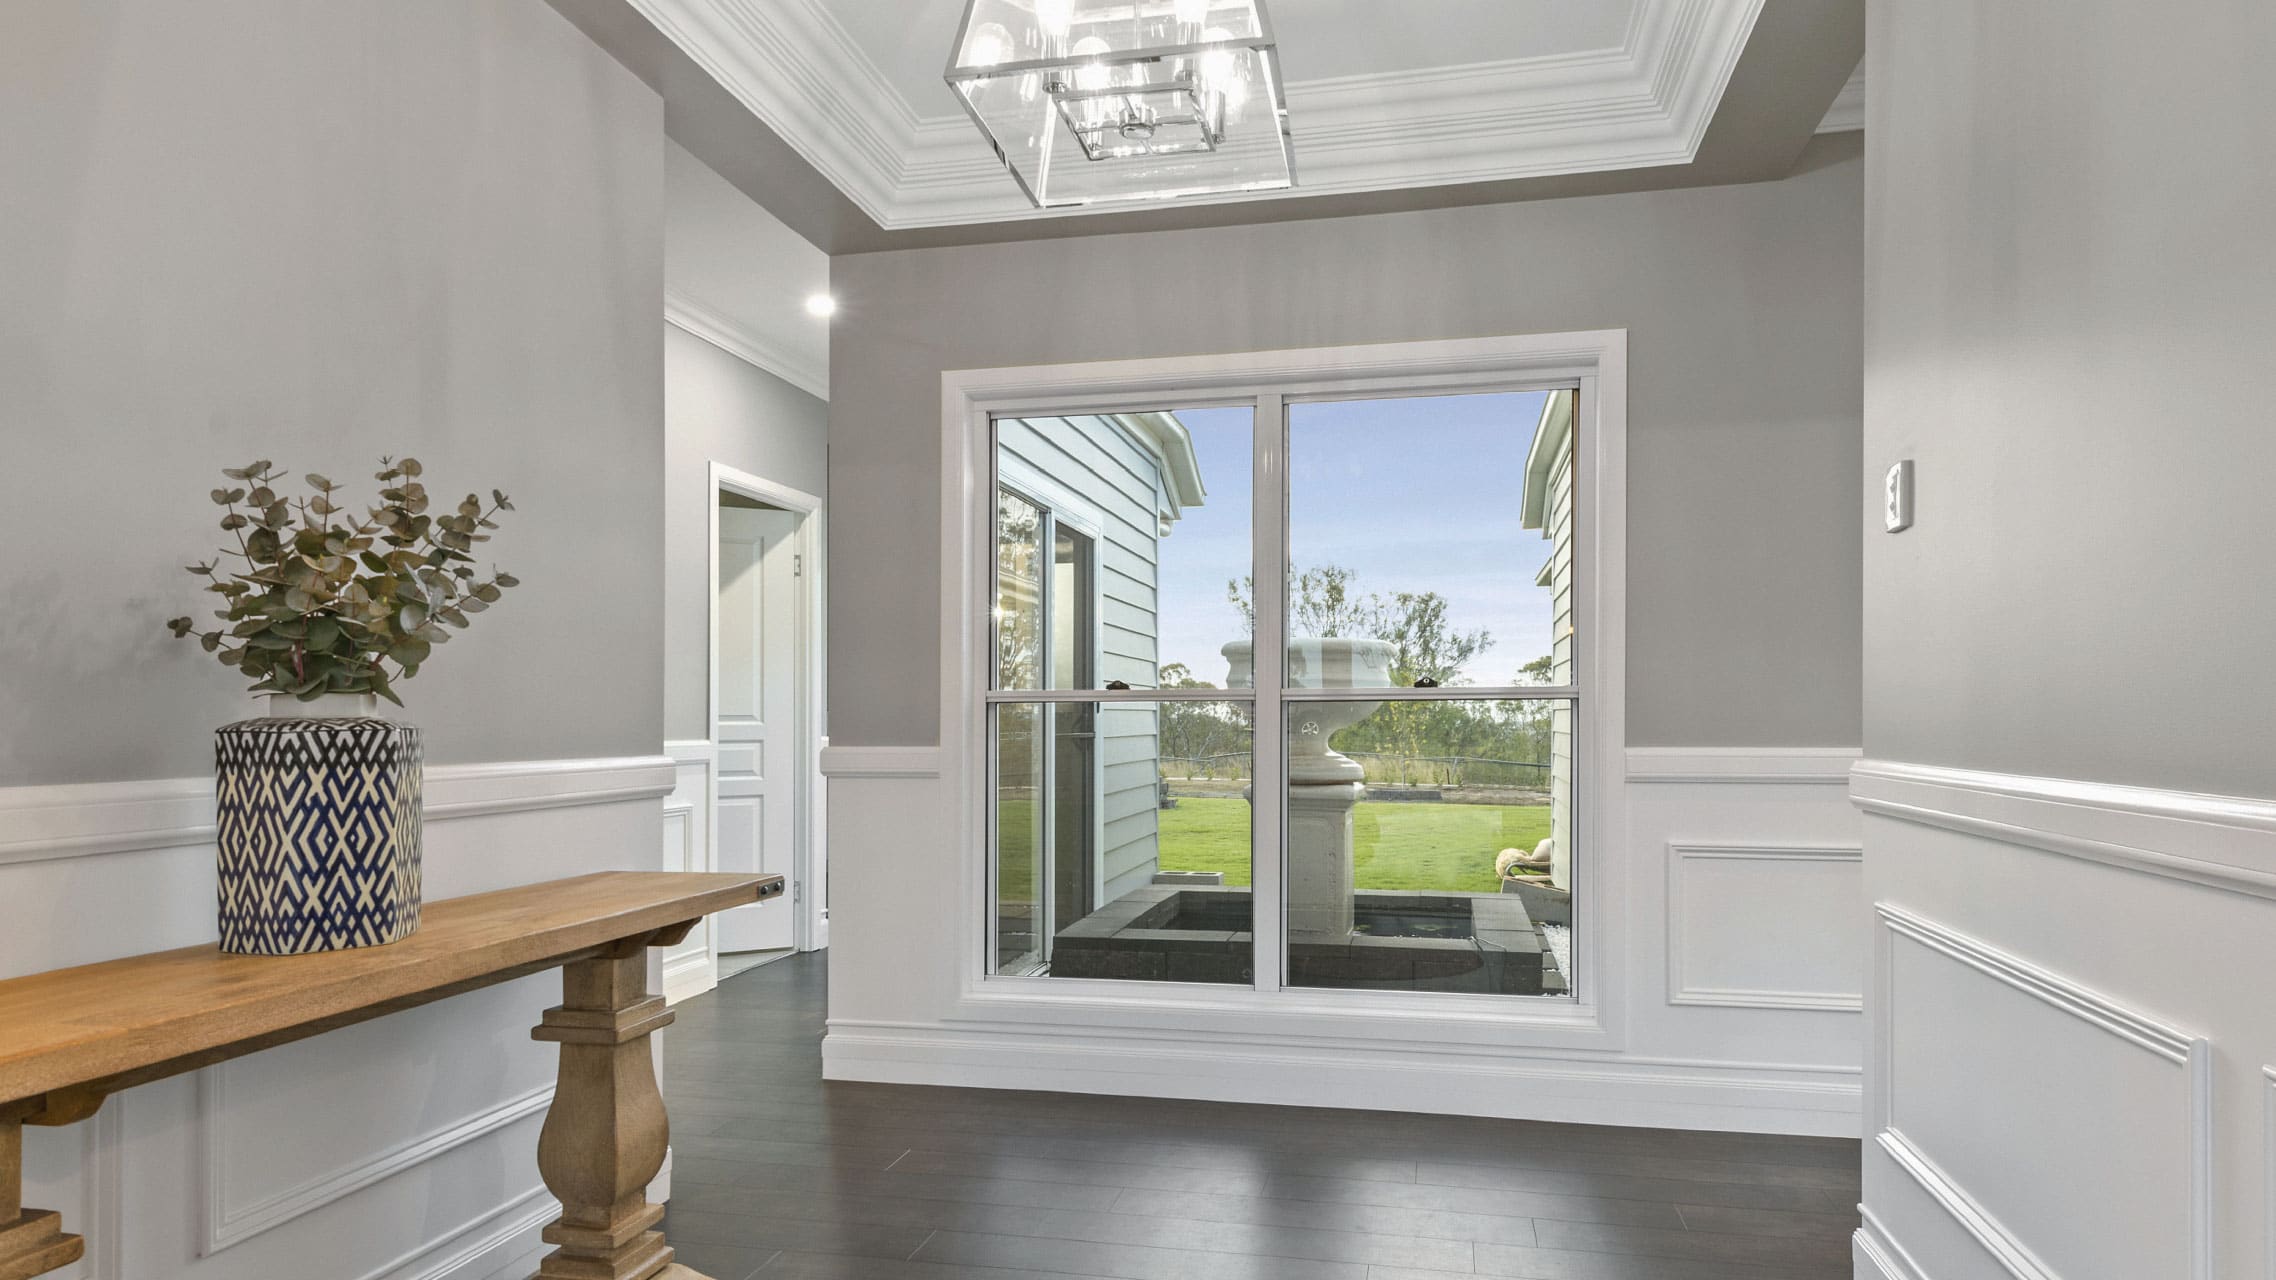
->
xmin=200 ymin=1076 xmax=555 ymax=1254
xmin=1876 ymin=1130 xmax=2063 ymax=1280
xmin=1665 ymin=843 xmax=1863 ymax=1010
xmin=349 ymin=1183 xmax=557 ymax=1280
xmin=1852 ymin=758 xmax=2276 ymax=901
xmin=628 ymin=0 xmax=1764 ymax=229
xmin=1876 ymin=904 xmax=2213 ymax=1280
xmin=1854 ymin=1204 xmax=1927 ymax=1280
xmin=0 ymin=756 xmax=677 ymax=868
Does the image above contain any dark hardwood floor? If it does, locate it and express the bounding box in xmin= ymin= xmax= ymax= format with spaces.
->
xmin=658 ymin=952 xmax=1861 ymax=1279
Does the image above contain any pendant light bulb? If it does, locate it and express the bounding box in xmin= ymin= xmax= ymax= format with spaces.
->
xmin=966 ymin=21 xmax=1014 ymax=67
xmin=1035 ymin=0 xmax=1075 ymax=40
xmin=1174 ymin=0 xmax=1209 ymax=28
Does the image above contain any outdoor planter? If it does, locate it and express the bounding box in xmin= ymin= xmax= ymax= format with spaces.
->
xmin=215 ymin=693 xmax=423 ymax=954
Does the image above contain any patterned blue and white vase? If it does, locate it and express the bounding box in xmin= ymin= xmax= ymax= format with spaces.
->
xmin=213 ymin=693 xmax=423 ymax=955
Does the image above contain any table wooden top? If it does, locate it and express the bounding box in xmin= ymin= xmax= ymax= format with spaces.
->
xmin=0 ymin=871 xmax=774 ymax=1107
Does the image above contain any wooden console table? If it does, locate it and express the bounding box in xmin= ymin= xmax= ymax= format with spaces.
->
xmin=0 ymin=870 xmax=781 ymax=1280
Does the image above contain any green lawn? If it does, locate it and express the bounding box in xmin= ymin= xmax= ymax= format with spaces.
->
xmin=998 ymin=794 xmax=1553 ymax=900
xmin=1160 ymin=795 xmax=1550 ymax=894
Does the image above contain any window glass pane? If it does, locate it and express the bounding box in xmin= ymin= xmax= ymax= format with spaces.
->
xmin=993 ymin=700 xmax=1045 ymax=972
xmin=1283 ymin=698 xmax=1574 ymax=997
xmin=993 ymin=409 xmax=1252 ymax=691
xmin=1281 ymin=391 xmax=1575 ymax=691
xmin=1051 ymin=526 xmax=1093 ymax=689
xmin=996 ymin=490 xmax=1045 ymax=691
xmin=990 ymin=700 xmax=1254 ymax=984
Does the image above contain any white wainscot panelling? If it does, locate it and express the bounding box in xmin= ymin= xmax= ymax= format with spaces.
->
xmin=661 ymin=741 xmax=717 ymax=1004
xmin=820 ymin=748 xmax=1868 ymax=1136
xmin=1666 ymin=843 xmax=1863 ymax=1010
xmin=2266 ymin=1067 xmax=2276 ymax=1280
xmin=0 ymin=754 xmax=671 ymax=1280
xmin=1876 ymin=906 xmax=2211 ymax=1280
xmin=198 ymin=981 xmax=556 ymax=1254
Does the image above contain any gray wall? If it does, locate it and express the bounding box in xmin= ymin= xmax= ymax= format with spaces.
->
xmin=1863 ymin=2 xmax=2276 ymax=798
xmin=662 ymin=325 xmax=828 ymax=742
xmin=828 ymin=135 xmax=1865 ymax=747
xmin=0 ymin=0 xmax=663 ymax=787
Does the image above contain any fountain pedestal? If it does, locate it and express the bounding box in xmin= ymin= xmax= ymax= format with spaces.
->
xmin=1225 ymin=637 xmax=1395 ymax=941
xmin=1286 ymin=781 xmax=1362 ymax=938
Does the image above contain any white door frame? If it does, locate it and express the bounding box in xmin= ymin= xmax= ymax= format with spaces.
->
xmin=708 ymin=461 xmax=828 ymax=956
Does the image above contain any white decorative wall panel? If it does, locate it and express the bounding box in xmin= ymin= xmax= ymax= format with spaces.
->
xmin=823 ymin=748 xmax=1869 ymax=1136
xmin=1878 ymin=906 xmax=2210 ymax=1280
xmin=661 ymin=742 xmax=717 ymax=1004
xmin=1666 ymin=843 xmax=1863 ymax=1010
xmin=198 ymin=993 xmax=555 ymax=1253
xmin=2266 ymin=1067 xmax=2276 ymax=1280
xmin=0 ymin=756 xmax=669 ymax=1280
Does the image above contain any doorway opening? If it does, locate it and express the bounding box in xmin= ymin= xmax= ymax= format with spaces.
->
xmin=710 ymin=464 xmax=825 ymax=980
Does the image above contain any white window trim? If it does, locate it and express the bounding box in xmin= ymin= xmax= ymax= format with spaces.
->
xmin=939 ymin=330 xmax=1629 ymax=1053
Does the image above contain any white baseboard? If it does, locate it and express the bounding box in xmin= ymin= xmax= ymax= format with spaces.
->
xmin=822 ymin=1022 xmax=1862 ymax=1137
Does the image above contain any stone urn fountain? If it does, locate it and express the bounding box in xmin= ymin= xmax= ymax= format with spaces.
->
xmin=1224 ymin=637 xmax=1396 ymax=936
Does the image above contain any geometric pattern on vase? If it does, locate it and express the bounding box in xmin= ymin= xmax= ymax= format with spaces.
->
xmin=214 ymin=716 xmax=423 ymax=955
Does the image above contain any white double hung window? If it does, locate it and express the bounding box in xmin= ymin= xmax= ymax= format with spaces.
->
xmin=961 ymin=336 xmax=1616 ymax=1010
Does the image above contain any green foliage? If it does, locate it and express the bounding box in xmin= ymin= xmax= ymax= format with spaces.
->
xmin=165 ymin=457 xmax=519 ymax=704
xmin=1154 ymin=662 xmax=1251 ymax=770
xmin=1225 ymin=564 xmax=1493 ymax=683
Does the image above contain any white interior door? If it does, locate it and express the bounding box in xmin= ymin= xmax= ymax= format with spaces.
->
xmin=715 ymin=503 xmax=802 ymax=953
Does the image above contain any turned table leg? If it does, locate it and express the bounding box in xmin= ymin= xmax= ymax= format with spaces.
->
xmin=0 ymin=1113 xmax=83 ymax=1280
xmin=529 ymin=937 xmax=697 ymax=1280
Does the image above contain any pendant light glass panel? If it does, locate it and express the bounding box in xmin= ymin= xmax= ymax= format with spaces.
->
xmin=947 ymin=0 xmax=1293 ymax=208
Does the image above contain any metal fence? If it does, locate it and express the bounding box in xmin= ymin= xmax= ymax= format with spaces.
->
xmin=1159 ymin=753 xmax=1551 ymax=789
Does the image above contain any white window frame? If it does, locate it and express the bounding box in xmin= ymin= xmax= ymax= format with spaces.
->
xmin=940 ymin=331 xmax=1629 ymax=1052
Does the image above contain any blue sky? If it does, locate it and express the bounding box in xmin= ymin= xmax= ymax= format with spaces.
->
xmin=1157 ymin=392 xmax=1555 ymax=687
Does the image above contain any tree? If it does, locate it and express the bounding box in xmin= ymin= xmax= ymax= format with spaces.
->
xmin=1376 ymin=591 xmax=1491 ymax=688
xmin=1225 ymin=566 xmax=1498 ymax=779
xmin=1225 ymin=565 xmax=1386 ymax=639
xmin=1154 ymin=661 xmax=1249 ymax=777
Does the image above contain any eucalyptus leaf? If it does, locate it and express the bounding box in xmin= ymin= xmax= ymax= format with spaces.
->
xmin=172 ymin=453 xmax=515 ymax=694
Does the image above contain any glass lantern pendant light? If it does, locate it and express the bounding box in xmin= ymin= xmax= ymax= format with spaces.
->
xmin=946 ymin=0 xmax=1295 ymax=208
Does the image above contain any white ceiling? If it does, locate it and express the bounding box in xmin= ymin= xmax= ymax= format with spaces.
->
xmin=632 ymin=0 xmax=1772 ymax=230
xmin=822 ymin=0 xmax=1642 ymax=119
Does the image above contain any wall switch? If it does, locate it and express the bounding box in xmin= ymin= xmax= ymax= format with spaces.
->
xmin=1884 ymin=459 xmax=1914 ymax=532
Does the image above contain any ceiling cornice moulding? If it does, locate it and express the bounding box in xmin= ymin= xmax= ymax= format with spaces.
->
xmin=1816 ymin=63 xmax=1864 ymax=133
xmin=664 ymin=290 xmax=830 ymax=401
xmin=630 ymin=0 xmax=1765 ymax=230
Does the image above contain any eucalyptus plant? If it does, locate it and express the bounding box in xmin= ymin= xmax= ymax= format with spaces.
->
xmin=167 ymin=457 xmax=518 ymax=705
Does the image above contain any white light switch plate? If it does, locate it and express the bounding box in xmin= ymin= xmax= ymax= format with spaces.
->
xmin=1884 ymin=460 xmax=1914 ymax=532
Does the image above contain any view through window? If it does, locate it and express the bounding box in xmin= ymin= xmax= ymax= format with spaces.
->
xmin=988 ymin=391 xmax=1579 ymax=995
